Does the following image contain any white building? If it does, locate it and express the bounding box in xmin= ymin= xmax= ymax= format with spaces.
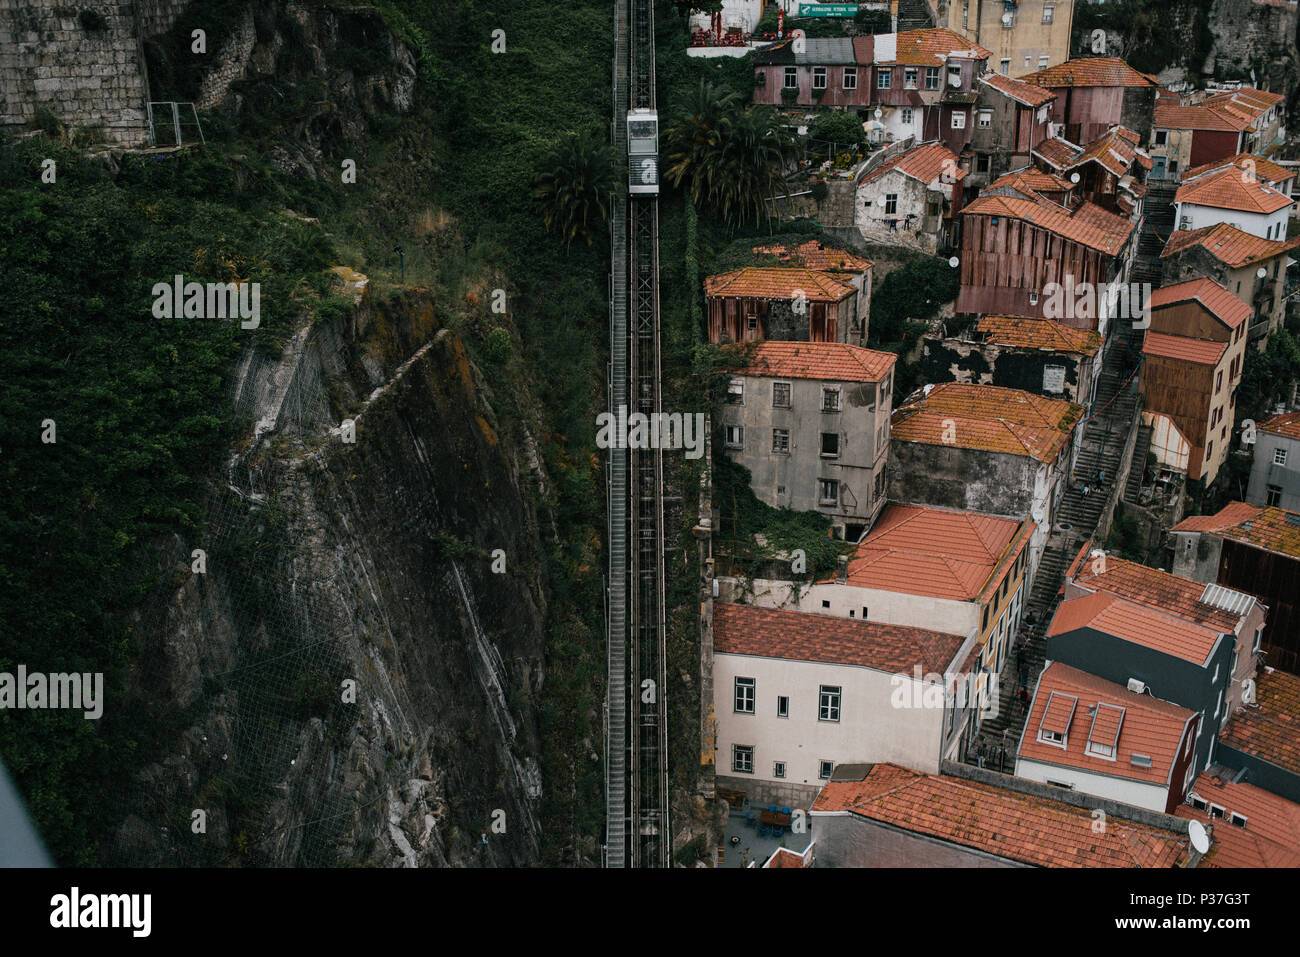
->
xmin=1174 ymin=166 xmax=1294 ymax=242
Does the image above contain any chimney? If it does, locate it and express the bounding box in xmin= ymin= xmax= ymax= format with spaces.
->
xmin=836 ymin=554 xmax=849 ymax=584
xmin=891 ymin=0 xmax=899 ymax=33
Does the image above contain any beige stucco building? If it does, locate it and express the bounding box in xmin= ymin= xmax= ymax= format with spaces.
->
xmin=930 ymin=0 xmax=1075 ymax=77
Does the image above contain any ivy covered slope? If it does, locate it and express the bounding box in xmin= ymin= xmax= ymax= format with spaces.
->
xmin=0 ymin=0 xmax=615 ymax=864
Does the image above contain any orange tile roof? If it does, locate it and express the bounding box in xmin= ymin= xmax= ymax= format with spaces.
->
xmin=891 ymin=382 xmax=1084 ymax=463
xmin=1069 ymin=127 xmax=1143 ymax=178
xmin=976 ymin=316 xmax=1102 ymax=355
xmin=1175 ymin=166 xmax=1294 ymax=215
xmin=1069 ymin=553 xmax=1252 ymax=634
xmin=1206 ymin=87 xmax=1286 ymax=123
xmin=1022 ymin=57 xmax=1159 ymax=89
xmin=962 ymin=195 xmax=1134 ymax=255
xmin=1184 ymin=153 xmax=1295 ymax=186
xmin=830 ymin=502 xmax=1032 ymax=602
xmin=762 ymin=846 xmax=813 ymax=868
xmin=877 ymin=28 xmax=992 ymax=65
xmin=1142 ymin=331 xmax=1228 ymax=365
xmin=1049 ymin=590 xmax=1225 ymax=665
xmin=1149 ymin=277 xmax=1252 ymax=329
xmin=704 ymin=267 xmax=855 ymax=302
xmin=813 ymin=763 xmax=1189 ymax=867
xmin=1018 ymin=663 xmax=1197 ymax=786
xmin=712 ymin=602 xmax=965 ymax=673
xmin=1171 ymin=501 xmax=1265 ymax=533
xmin=858 ymin=141 xmax=966 ymax=188
xmin=1153 ymin=103 xmax=1252 ymax=132
xmin=1034 ymin=137 xmax=1084 ymax=169
xmin=1219 ymin=668 xmax=1300 ymax=777
xmin=1176 ymin=773 xmax=1300 ymax=867
xmin=979 ymin=70 xmax=1056 ymax=107
xmin=987 ymin=168 xmax=1075 ymax=198
xmin=736 ymin=340 xmax=896 ymax=383
xmin=751 ymin=240 xmax=873 ymax=273
xmin=1161 ymin=222 xmax=1300 ymax=268
xmin=1260 ymin=410 xmax=1300 ymax=441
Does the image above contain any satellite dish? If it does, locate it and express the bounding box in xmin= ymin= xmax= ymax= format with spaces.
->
xmin=1242 ymin=678 xmax=1256 ymax=705
xmin=949 ymin=72 xmax=962 ymax=87
xmin=874 ymin=108 xmax=882 ymax=120
xmin=1188 ymin=819 xmax=1211 ymax=854
xmin=1070 ymin=172 xmax=1081 ymax=183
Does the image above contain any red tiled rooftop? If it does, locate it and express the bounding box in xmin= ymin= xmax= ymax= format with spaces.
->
xmin=1142 ymin=331 xmax=1229 ymax=365
xmin=751 ymin=240 xmax=873 ymax=274
xmin=831 ymin=502 xmax=1032 ymax=602
xmin=864 ymin=27 xmax=992 ymax=66
xmin=962 ymin=195 xmax=1134 ymax=255
xmin=976 ymin=316 xmax=1102 ymax=355
xmin=1068 ymin=552 xmax=1253 ymax=635
xmin=1184 ymin=153 xmax=1295 ymax=186
xmin=1018 ymin=663 xmax=1197 ymax=786
xmin=813 ymin=762 xmax=1189 ymax=867
xmin=1171 ymin=501 xmax=1264 ymax=533
xmin=979 ymin=70 xmax=1056 ymax=107
xmin=1161 ymin=222 xmax=1300 ymax=268
xmin=1033 ymin=137 xmax=1083 ymax=169
xmin=858 ymin=141 xmax=966 ymax=189
xmin=1219 ymin=668 xmax=1300 ymax=778
xmin=1049 ymin=590 xmax=1225 ymax=665
xmin=704 ymin=267 xmax=856 ymax=302
xmin=1260 ymin=410 xmax=1300 ymax=441
xmin=736 ymin=340 xmax=897 ymax=383
xmin=1171 ymin=503 xmax=1300 ymax=559
xmin=1149 ymin=277 xmax=1252 ymax=329
xmin=712 ymin=602 xmax=964 ymax=674
xmin=1154 ymin=103 xmax=1252 ymax=132
xmin=1175 ymin=166 xmax=1293 ymax=215
xmin=891 ymin=382 xmax=1084 ymax=463
xmin=1206 ymin=87 xmax=1285 ymax=123
xmin=1068 ymin=127 xmax=1143 ymax=178
xmin=1022 ymin=57 xmax=1159 ymax=89
xmin=1176 ymin=772 xmax=1300 ymax=867
xmin=987 ymin=168 xmax=1075 ymax=199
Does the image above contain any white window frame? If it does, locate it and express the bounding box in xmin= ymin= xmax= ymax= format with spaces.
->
xmin=776 ymin=696 xmax=789 ymax=718
xmin=822 ymin=386 xmax=841 ymax=412
xmin=877 ymin=70 xmax=891 ymax=90
xmin=812 ymin=66 xmax=827 ymax=90
xmin=732 ymin=744 xmax=754 ymax=774
xmin=783 ymin=67 xmax=797 ymax=90
xmin=818 ymin=686 xmax=842 ymax=722
xmin=951 ymin=112 xmax=966 ymax=130
xmin=842 ymin=67 xmax=857 ymax=90
xmin=1275 ymin=447 xmax=1289 ymax=465
xmin=1000 ymin=58 xmax=1011 ymax=75
xmin=773 ymin=761 xmax=786 ymax=779
xmin=1043 ymin=4 xmax=1055 ymax=23
xmin=900 ymin=107 xmax=913 ymax=125
xmin=904 ymin=67 xmax=918 ymax=89
xmin=884 ymin=193 xmax=898 ymax=216
xmin=1038 ymin=55 xmax=1049 ymax=69
xmin=818 ymin=760 xmax=835 ymax=780
xmin=727 ymin=378 xmax=744 ymax=403
xmin=925 ymin=67 xmax=940 ymax=90
xmin=734 ymin=676 xmax=755 ymax=714
xmin=1038 ymin=728 xmax=1066 ymax=748
xmin=978 ymin=110 xmax=992 ymax=128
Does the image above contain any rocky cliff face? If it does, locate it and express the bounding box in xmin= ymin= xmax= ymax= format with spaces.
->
xmin=112 ymin=270 xmax=553 ymax=866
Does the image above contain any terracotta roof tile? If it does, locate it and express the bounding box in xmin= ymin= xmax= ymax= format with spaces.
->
xmin=751 ymin=240 xmax=873 ymax=273
xmin=1161 ymin=222 xmax=1300 ymax=268
xmin=812 ymin=763 xmax=1189 ymax=867
xmin=1176 ymin=772 xmax=1300 ymax=867
xmin=891 ymin=382 xmax=1084 ymax=463
xmin=1069 ymin=553 xmax=1252 ymax=634
xmin=1206 ymin=87 xmax=1286 ymax=123
xmin=1018 ymin=663 xmax=1197 ymax=785
xmin=1143 ymin=331 xmax=1229 ymax=365
xmin=1034 ymin=137 xmax=1084 ymax=169
xmin=829 ymin=502 xmax=1032 ymax=602
xmin=1068 ymin=127 xmax=1144 ymax=178
xmin=858 ymin=141 xmax=965 ymax=188
xmin=1184 ymin=153 xmax=1295 ymax=186
xmin=713 ymin=602 xmax=965 ymax=674
xmin=1219 ymin=668 xmax=1300 ymax=778
xmin=978 ymin=70 xmax=1056 ymax=107
xmin=735 ymin=340 xmax=897 ymax=383
xmin=1171 ymin=502 xmax=1300 ymax=558
xmin=1260 ymin=410 xmax=1300 ymax=441
xmin=976 ymin=316 xmax=1102 ymax=355
xmin=704 ymin=267 xmax=855 ymax=302
xmin=1049 ymin=590 xmax=1225 ymax=665
xmin=1022 ymin=57 xmax=1159 ymax=89
xmin=962 ymin=195 xmax=1134 ymax=255
xmin=1154 ymin=103 xmax=1252 ymax=132
xmin=1149 ymin=277 xmax=1252 ymax=329
xmin=1171 ymin=501 xmax=1265 ymax=533
xmin=1175 ymin=166 xmax=1294 ymax=215
xmin=877 ymin=28 xmax=992 ymax=66
xmin=987 ymin=168 xmax=1075 ymax=198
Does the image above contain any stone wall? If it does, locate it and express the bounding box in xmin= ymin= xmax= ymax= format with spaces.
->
xmin=0 ymin=0 xmax=164 ymax=144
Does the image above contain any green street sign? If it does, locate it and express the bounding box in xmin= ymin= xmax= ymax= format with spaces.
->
xmin=798 ymin=3 xmax=860 ymax=15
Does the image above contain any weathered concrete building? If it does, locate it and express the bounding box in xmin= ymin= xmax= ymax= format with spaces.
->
xmin=718 ymin=341 xmax=897 ymax=539
xmin=922 ymin=315 xmax=1102 ymax=408
xmin=888 ymin=381 xmax=1084 ymax=575
xmin=749 ymin=240 xmax=875 ymax=338
xmin=1247 ymin=411 xmax=1300 ymax=511
xmin=965 ymin=71 xmax=1057 ymax=196
xmin=853 ymin=140 xmax=965 ymax=251
xmin=1019 ymin=56 xmax=1159 ymax=145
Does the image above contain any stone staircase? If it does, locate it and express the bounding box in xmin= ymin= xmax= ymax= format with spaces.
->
xmin=896 ymin=0 xmax=935 ymax=31
xmin=1123 ymin=424 xmax=1152 ymax=505
xmin=1132 ymin=180 xmax=1180 ymax=286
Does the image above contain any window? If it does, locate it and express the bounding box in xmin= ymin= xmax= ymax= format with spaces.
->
xmin=812 ymin=66 xmax=827 ymax=90
xmin=818 ymin=478 xmax=839 ymax=505
xmin=746 ymin=314 xmax=758 ymax=330
xmin=1038 ymin=55 xmax=1049 ymax=69
xmin=783 ymin=67 xmax=797 ymax=89
xmin=821 ymin=432 xmax=840 ymax=457
xmin=884 ymin=193 xmax=898 ymax=215
xmin=821 ymin=599 xmax=830 ymax=609
xmin=904 ymin=67 xmax=918 ymax=89
xmin=1042 ymin=4 xmax=1055 ymax=23
xmin=1087 ymin=741 xmax=1114 ymax=758
xmin=1028 ymin=292 xmax=1039 ymax=305
xmin=978 ymin=110 xmax=992 ymax=128
xmin=818 ymin=760 xmax=835 ymax=780
xmin=947 ymin=65 xmax=962 ymax=88
xmin=1209 ymin=804 xmax=1226 ymax=820
xmin=1000 ymin=58 xmax=1011 ymax=75
xmin=724 ymin=425 xmax=744 ymax=449
xmin=734 ymin=677 xmax=755 ymax=714
xmin=900 ymin=107 xmax=913 ymax=125
xmin=772 ymin=428 xmax=790 ymax=454
xmin=1040 ymin=729 xmax=1065 ymax=745
xmin=819 ymin=685 xmax=842 ymax=722
xmin=1229 ymin=812 xmax=1248 ymax=828
xmin=951 ymin=112 xmax=966 ymax=129
xmin=925 ymin=67 xmax=940 ymax=90
xmin=727 ymin=378 xmax=744 ymax=403
xmin=981 ymin=604 xmax=990 ymax=632
xmin=1267 ymin=484 xmax=1282 ymax=507
xmin=1214 ymin=689 xmax=1223 ymax=719
xmin=878 ymin=70 xmax=891 ymax=90
xmin=1275 ymin=447 xmax=1289 ymax=466
xmin=772 ymin=381 xmax=791 ymax=408
xmin=732 ymin=745 xmax=754 ymax=774
xmin=822 ymin=386 xmax=841 ymax=411
xmin=773 ymin=761 xmax=786 ymax=779
xmin=976 ymin=154 xmax=990 ymax=173
xmin=776 ymin=696 xmax=789 ymax=718
xmin=1154 ymin=130 xmax=1168 ymax=147
xmin=1216 ymin=370 xmax=1223 ymax=393
xmin=1189 ymin=794 xmax=1208 ymax=811
xmin=843 ymin=67 xmax=857 ymax=90
xmin=1254 ymin=626 xmax=1264 ymax=654
xmin=1206 ymin=440 xmax=1213 ymax=461
xmin=862 ymin=606 xmax=869 ymax=619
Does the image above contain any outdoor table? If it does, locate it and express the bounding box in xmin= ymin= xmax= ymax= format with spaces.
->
xmin=759 ymin=809 xmax=791 ymax=831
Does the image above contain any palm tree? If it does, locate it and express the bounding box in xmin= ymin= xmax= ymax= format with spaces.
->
xmin=662 ymin=81 xmax=796 ymax=227
xmin=532 ymin=133 xmax=617 ymax=246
